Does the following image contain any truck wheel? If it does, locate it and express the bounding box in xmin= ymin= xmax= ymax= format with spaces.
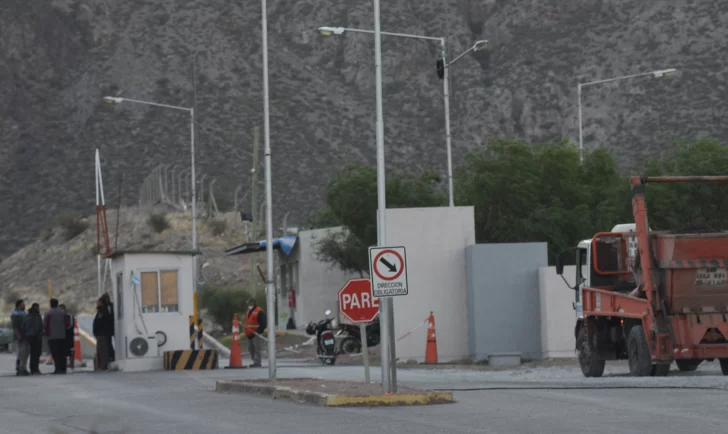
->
xmin=576 ymin=327 xmax=605 ymax=378
xmin=719 ymin=359 xmax=728 ymax=375
xmin=676 ymin=359 xmax=701 ymax=372
xmin=627 ymin=325 xmax=653 ymax=376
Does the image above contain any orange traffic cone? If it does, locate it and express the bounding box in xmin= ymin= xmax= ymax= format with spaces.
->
xmin=424 ymin=311 xmax=438 ymax=364
xmin=225 ymin=314 xmax=244 ymax=369
xmin=74 ymin=319 xmax=82 ymax=364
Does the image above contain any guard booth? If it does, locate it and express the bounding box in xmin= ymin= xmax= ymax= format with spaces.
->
xmin=108 ymin=250 xmax=199 ymax=372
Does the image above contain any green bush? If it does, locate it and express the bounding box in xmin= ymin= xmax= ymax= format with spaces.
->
xmin=208 ymin=219 xmax=227 ymax=236
xmin=147 ymin=212 xmax=170 ymax=233
xmin=199 ymin=287 xmax=266 ymax=333
xmin=57 ymin=212 xmax=88 ymax=241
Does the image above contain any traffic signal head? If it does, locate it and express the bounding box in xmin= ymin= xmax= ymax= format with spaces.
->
xmin=436 ymin=58 xmax=444 ymax=80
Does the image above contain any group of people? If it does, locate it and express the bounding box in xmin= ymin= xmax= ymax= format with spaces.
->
xmin=10 ymin=293 xmax=116 ymax=375
xmin=10 ymin=298 xmax=76 ymax=375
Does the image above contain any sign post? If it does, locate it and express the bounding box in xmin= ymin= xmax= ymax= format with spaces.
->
xmin=338 ymin=278 xmax=380 ymax=383
xmin=368 ymin=246 xmax=408 ymax=393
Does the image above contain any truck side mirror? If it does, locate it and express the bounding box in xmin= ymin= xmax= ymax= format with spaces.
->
xmin=556 ymin=252 xmax=565 ymax=275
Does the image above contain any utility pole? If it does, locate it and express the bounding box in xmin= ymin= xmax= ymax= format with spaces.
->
xmin=250 ymin=126 xmax=260 ymax=296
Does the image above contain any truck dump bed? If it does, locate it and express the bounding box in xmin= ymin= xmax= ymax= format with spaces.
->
xmin=652 ymin=232 xmax=728 ymax=313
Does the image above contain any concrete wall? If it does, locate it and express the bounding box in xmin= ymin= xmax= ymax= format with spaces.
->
xmin=385 ymin=206 xmax=475 ymax=363
xmin=466 ymin=243 xmax=548 ymax=361
xmin=294 ymin=227 xmax=360 ymax=328
xmin=539 ymin=266 xmax=578 ymax=358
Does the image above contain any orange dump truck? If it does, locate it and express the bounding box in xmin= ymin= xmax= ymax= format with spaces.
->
xmin=557 ymin=176 xmax=728 ymax=377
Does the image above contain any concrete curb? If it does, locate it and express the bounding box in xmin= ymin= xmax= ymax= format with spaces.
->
xmin=215 ymin=380 xmax=455 ymax=407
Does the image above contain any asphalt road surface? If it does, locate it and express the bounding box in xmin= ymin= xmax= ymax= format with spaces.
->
xmin=2 ymin=354 xmax=728 ymax=434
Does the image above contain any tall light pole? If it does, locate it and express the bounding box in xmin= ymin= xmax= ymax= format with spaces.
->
xmin=577 ymin=68 xmax=677 ymax=164
xmin=261 ymin=0 xmax=277 ymax=381
xmin=317 ymin=26 xmax=488 ymax=207
xmin=103 ymin=96 xmax=200 ymax=322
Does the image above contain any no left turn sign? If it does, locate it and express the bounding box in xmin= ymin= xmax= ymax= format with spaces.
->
xmin=369 ymin=246 xmax=408 ymax=297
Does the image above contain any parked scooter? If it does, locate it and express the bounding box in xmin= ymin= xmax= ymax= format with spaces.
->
xmin=337 ymin=314 xmax=381 ymax=354
xmin=305 ymin=309 xmax=338 ymax=365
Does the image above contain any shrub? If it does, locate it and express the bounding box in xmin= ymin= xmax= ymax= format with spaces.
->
xmin=199 ymin=287 xmax=266 ymax=333
xmin=3 ymin=291 xmax=20 ymax=307
xmin=147 ymin=212 xmax=170 ymax=233
xmin=208 ymin=219 xmax=227 ymax=236
xmin=57 ymin=212 xmax=88 ymax=241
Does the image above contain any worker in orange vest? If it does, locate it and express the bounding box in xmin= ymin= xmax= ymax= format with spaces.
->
xmin=244 ymin=298 xmax=267 ymax=368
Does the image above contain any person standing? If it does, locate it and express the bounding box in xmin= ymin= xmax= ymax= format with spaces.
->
xmin=23 ymin=303 xmax=43 ymax=375
xmin=11 ymin=300 xmax=29 ymax=376
xmin=100 ymin=293 xmax=115 ymax=362
xmin=59 ymin=304 xmax=75 ymax=370
xmin=93 ymin=297 xmax=113 ymax=371
xmin=244 ymin=298 xmax=266 ymax=368
xmin=44 ymin=298 xmax=70 ymax=374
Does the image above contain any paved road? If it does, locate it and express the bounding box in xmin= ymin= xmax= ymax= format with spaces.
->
xmin=2 ymin=354 xmax=728 ymax=433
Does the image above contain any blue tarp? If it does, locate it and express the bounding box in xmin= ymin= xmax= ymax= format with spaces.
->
xmin=258 ymin=236 xmax=297 ymax=256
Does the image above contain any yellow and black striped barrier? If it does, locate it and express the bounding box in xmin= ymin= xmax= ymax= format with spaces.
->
xmin=163 ymin=349 xmax=219 ymax=370
xmin=189 ymin=316 xmax=195 ymax=350
xmin=197 ymin=319 xmax=203 ymax=350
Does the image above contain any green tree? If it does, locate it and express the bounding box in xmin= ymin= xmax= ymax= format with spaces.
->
xmin=641 ymin=138 xmax=728 ymax=231
xmin=309 ymin=164 xmax=446 ymax=275
xmin=454 ymin=138 xmax=630 ymax=263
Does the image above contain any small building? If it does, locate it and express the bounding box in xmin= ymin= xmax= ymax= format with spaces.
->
xmin=224 ymin=227 xmax=359 ymax=330
xmin=108 ymin=250 xmax=199 ymax=372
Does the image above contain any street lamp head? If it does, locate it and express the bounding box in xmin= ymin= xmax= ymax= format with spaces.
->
xmin=472 ymin=40 xmax=489 ymax=51
xmin=318 ymin=26 xmax=345 ymax=36
xmin=652 ymin=68 xmax=677 ymax=78
xmin=103 ymin=96 xmax=123 ymax=104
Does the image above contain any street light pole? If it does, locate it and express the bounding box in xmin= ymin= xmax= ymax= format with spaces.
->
xmin=102 ymin=95 xmax=199 ymax=322
xmin=440 ymin=38 xmax=454 ymax=207
xmin=577 ymin=68 xmax=677 ymax=164
xmin=371 ymin=0 xmax=392 ymax=394
xmin=261 ymin=0 xmax=277 ymax=381
xmin=317 ymin=26 xmax=487 ymax=208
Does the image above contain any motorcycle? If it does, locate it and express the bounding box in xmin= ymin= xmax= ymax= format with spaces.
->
xmin=305 ymin=309 xmax=338 ymax=365
xmin=337 ymin=314 xmax=381 ymax=355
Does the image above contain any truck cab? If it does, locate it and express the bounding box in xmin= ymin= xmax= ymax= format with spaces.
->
xmin=563 ymin=224 xmax=638 ymax=319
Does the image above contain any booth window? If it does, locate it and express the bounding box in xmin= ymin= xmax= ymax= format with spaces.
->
xmin=140 ymin=270 xmax=180 ymax=313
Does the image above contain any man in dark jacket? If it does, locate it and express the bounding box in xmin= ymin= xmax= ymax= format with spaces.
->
xmin=59 ymin=304 xmax=75 ymax=370
xmin=93 ymin=298 xmax=113 ymax=371
xmin=11 ymin=299 xmax=29 ymax=376
xmin=100 ymin=293 xmax=115 ymax=362
xmin=44 ymin=298 xmax=70 ymax=374
xmin=23 ymin=303 xmax=43 ymax=375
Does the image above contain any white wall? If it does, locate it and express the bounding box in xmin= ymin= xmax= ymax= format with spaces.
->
xmin=297 ymin=227 xmax=361 ymax=327
xmin=539 ymin=266 xmax=578 ymax=358
xmin=112 ymin=253 xmax=196 ymax=363
xmin=385 ymin=207 xmax=475 ymax=363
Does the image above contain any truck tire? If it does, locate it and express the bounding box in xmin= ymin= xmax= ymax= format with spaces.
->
xmin=576 ymin=327 xmax=605 ymax=378
xmin=675 ymin=359 xmax=701 ymax=372
xmin=627 ymin=325 xmax=653 ymax=376
xmin=719 ymin=359 xmax=728 ymax=375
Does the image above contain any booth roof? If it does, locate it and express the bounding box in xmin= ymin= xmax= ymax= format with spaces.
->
xmin=224 ymin=236 xmax=298 ymax=257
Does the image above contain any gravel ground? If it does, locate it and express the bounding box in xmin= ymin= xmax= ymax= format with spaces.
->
xmin=239 ymin=379 xmax=423 ymax=396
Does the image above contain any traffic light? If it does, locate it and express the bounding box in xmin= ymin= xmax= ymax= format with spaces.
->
xmin=436 ymin=58 xmax=444 ymax=80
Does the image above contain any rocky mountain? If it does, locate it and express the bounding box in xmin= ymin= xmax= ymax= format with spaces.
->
xmin=0 ymin=208 xmax=264 ymax=311
xmin=1 ymin=0 xmax=727 ymax=258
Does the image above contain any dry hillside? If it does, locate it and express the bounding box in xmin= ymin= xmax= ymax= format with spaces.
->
xmin=0 ymin=207 xmax=265 ymax=312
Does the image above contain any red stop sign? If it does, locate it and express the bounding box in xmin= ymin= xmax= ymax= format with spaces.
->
xmin=338 ymin=278 xmax=380 ymax=323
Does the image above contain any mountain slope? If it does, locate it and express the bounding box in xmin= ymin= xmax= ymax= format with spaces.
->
xmin=1 ymin=0 xmax=727 ymax=257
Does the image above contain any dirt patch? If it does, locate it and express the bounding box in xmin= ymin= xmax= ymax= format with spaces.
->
xmin=239 ymin=378 xmax=425 ymax=396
